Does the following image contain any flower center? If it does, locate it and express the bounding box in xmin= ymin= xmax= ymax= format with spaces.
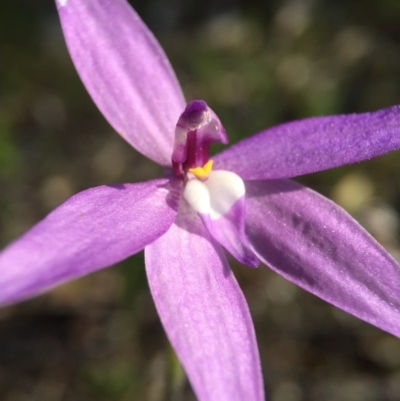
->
xmin=171 ymin=100 xmax=227 ymax=179
xmin=172 ymin=101 xmax=259 ymax=267
xmin=188 ymin=160 xmax=214 ymax=181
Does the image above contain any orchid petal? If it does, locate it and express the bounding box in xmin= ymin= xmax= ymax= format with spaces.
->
xmin=0 ymin=178 xmax=181 ymax=305
xmin=183 ymin=171 xmax=258 ymax=266
xmin=214 ymin=106 xmax=400 ymax=179
xmin=56 ymin=0 xmax=186 ymax=166
xmin=145 ymin=202 xmax=264 ymax=401
xmin=245 ymin=179 xmax=400 ymax=337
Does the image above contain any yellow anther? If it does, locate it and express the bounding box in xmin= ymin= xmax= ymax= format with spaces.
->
xmin=188 ymin=159 xmax=214 ymax=180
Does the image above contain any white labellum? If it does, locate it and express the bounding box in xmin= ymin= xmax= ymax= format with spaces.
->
xmin=183 ymin=170 xmax=245 ymax=219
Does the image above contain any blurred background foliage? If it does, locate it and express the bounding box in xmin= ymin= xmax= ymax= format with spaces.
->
xmin=1 ymin=0 xmax=400 ymax=400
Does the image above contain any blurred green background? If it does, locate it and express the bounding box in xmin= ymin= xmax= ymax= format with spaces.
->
xmin=1 ymin=0 xmax=400 ymax=400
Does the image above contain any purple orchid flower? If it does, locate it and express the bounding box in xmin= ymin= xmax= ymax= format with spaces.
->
xmin=1 ymin=0 xmax=400 ymax=400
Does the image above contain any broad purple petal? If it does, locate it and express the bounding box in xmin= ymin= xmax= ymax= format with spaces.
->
xmin=145 ymin=202 xmax=264 ymax=401
xmin=245 ymin=179 xmax=400 ymax=337
xmin=56 ymin=0 xmax=186 ymax=166
xmin=0 ymin=178 xmax=181 ymax=305
xmin=214 ymin=106 xmax=400 ymax=179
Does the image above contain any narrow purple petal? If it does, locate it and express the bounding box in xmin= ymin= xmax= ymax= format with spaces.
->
xmin=214 ymin=106 xmax=400 ymax=179
xmin=145 ymin=202 xmax=264 ymax=401
xmin=0 ymin=178 xmax=181 ymax=305
xmin=56 ymin=0 xmax=186 ymax=166
xmin=245 ymin=179 xmax=400 ymax=337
